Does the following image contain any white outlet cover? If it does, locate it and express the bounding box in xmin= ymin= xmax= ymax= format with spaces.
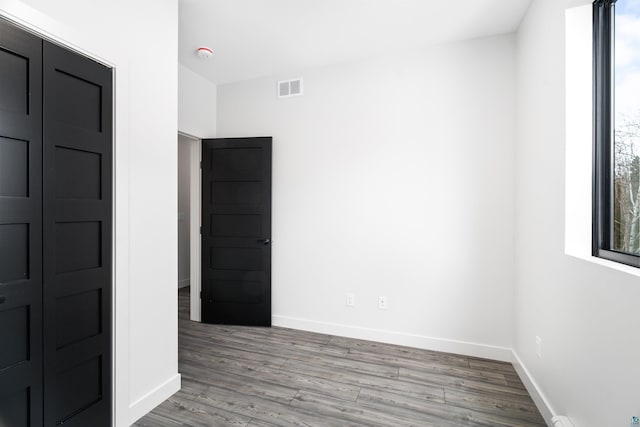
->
xmin=378 ymin=296 xmax=388 ymax=309
xmin=346 ymin=293 xmax=355 ymax=307
xmin=535 ymin=336 xmax=542 ymax=358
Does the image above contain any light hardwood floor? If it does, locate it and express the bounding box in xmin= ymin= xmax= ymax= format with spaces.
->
xmin=133 ymin=288 xmax=545 ymax=426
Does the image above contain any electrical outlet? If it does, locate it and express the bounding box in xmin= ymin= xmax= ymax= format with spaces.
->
xmin=346 ymin=293 xmax=355 ymax=307
xmin=378 ymin=296 xmax=388 ymax=310
xmin=535 ymin=336 xmax=542 ymax=359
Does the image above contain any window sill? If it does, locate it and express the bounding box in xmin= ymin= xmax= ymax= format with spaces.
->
xmin=565 ymin=252 xmax=640 ymax=278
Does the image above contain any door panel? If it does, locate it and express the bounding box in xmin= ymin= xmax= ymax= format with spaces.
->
xmin=54 ymin=147 xmax=102 ymax=200
xmin=43 ymin=41 xmax=112 ymax=427
xmin=202 ymin=138 xmax=272 ymax=326
xmin=0 ymin=18 xmax=43 ymax=427
xmin=0 ymin=46 xmax=29 ymax=115
xmin=0 ymin=137 xmax=29 ymax=197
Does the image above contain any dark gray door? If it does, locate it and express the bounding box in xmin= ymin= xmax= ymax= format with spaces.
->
xmin=201 ymin=137 xmax=272 ymax=326
xmin=0 ymin=19 xmax=44 ymax=427
xmin=42 ymin=41 xmax=112 ymax=426
xmin=0 ymin=20 xmax=112 ymax=427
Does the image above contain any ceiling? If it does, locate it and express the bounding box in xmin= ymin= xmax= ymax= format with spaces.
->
xmin=179 ymin=0 xmax=532 ymax=85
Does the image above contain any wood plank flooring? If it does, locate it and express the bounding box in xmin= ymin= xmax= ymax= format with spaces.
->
xmin=133 ymin=288 xmax=545 ymax=427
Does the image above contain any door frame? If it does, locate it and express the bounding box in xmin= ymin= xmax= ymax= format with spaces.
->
xmin=178 ymin=132 xmax=202 ymax=322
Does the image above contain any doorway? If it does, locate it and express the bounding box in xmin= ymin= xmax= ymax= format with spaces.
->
xmin=177 ymin=133 xmax=202 ymax=322
xmin=177 ymin=136 xmax=273 ymax=326
xmin=178 ymin=137 xmax=191 ymax=291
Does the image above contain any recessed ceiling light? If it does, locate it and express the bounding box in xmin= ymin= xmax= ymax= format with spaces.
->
xmin=196 ymin=47 xmax=214 ymax=59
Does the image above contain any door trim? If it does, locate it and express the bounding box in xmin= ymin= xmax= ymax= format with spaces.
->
xmin=179 ymin=132 xmax=202 ymax=322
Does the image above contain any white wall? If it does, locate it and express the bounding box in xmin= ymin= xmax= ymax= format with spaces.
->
xmin=178 ymin=136 xmax=191 ymax=288
xmin=515 ymin=0 xmax=640 ymax=425
xmin=217 ymin=34 xmax=517 ymax=360
xmin=0 ymin=0 xmax=180 ymax=425
xmin=179 ymin=63 xmax=217 ymax=138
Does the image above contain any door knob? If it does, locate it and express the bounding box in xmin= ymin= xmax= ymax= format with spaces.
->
xmin=257 ymin=238 xmax=271 ymax=245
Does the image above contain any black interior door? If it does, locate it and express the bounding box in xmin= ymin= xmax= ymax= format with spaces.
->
xmin=202 ymin=137 xmax=272 ymax=326
xmin=0 ymin=20 xmax=44 ymax=427
xmin=42 ymin=41 xmax=112 ymax=426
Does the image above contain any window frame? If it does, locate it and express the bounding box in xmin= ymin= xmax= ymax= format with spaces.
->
xmin=593 ymin=0 xmax=640 ymax=268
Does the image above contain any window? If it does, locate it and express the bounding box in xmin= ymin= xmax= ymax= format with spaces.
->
xmin=593 ymin=0 xmax=640 ymax=267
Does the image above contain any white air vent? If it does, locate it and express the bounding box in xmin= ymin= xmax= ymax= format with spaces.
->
xmin=277 ymin=78 xmax=303 ymax=98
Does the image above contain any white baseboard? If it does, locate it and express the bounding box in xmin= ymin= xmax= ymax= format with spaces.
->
xmin=511 ymin=350 xmax=554 ymax=426
xmin=272 ymin=315 xmax=512 ymax=362
xmin=178 ymin=279 xmax=190 ymax=289
xmin=128 ymin=374 xmax=181 ymax=425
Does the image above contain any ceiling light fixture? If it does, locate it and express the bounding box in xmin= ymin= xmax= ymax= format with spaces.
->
xmin=196 ymin=47 xmax=214 ymax=59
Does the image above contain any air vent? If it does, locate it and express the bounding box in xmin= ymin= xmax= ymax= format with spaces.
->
xmin=277 ymin=78 xmax=303 ymax=98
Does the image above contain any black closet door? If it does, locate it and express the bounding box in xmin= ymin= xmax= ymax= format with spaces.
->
xmin=0 ymin=20 xmax=44 ymax=427
xmin=42 ymin=41 xmax=112 ymax=427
